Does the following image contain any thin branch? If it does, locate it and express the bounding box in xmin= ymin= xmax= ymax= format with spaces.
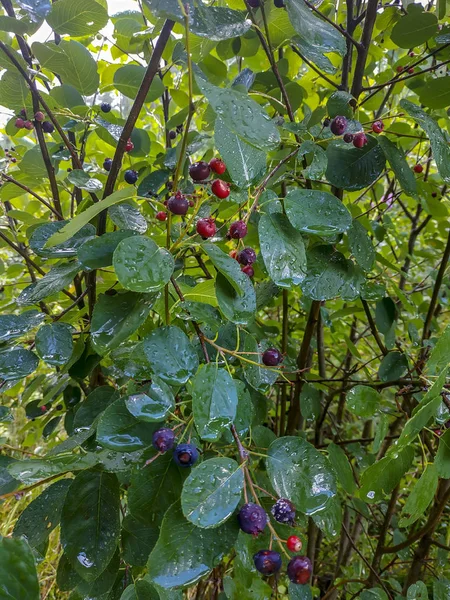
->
xmin=291 ymin=45 xmax=340 ymax=89
xmin=361 ymin=299 xmax=388 ymax=356
xmin=1 ymin=174 xmax=63 ymax=219
xmin=351 ymin=0 xmax=378 ymax=99
xmin=302 ymin=0 xmax=361 ymax=49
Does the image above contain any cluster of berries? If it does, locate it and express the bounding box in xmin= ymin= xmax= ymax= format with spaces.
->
xmin=103 ymin=140 xmax=135 ymax=177
xmin=3 ymin=147 xmax=17 ymax=164
xmin=15 ymin=109 xmax=54 ymax=133
xmin=151 ymin=427 xmax=199 ymax=467
xmin=326 ymin=115 xmax=385 ymax=148
xmin=238 ymin=500 xmax=312 ymax=584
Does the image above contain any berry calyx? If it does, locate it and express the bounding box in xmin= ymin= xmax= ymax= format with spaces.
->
xmin=189 ymin=161 xmax=211 ymax=182
xmin=343 ymin=133 xmax=354 ymax=143
xmin=209 ymin=158 xmax=226 ymax=175
xmin=103 ymin=158 xmax=112 ymax=171
xmin=372 ymin=120 xmax=384 ymax=134
xmin=253 ymin=550 xmax=282 ymax=575
xmin=173 ymin=443 xmax=199 ymax=467
xmin=24 ymin=120 xmax=34 ymax=130
xmin=287 ymin=536 xmax=303 ymax=553
xmin=152 ymin=428 xmax=176 ymax=453
xmin=42 ymin=121 xmax=54 ymax=134
xmin=287 ymin=556 xmax=312 ymax=585
xmin=353 ymin=132 xmax=368 ymax=149
xmin=238 ymin=503 xmax=268 ymax=535
xmin=323 ymin=117 xmax=331 ymax=127
xmin=271 ymin=497 xmax=296 ymax=524
xmin=167 ymin=191 xmax=189 ymax=216
xmin=211 ymin=179 xmax=230 ymax=199
xmin=100 ymin=102 xmax=111 ymax=113
xmin=124 ymin=169 xmax=138 ymax=184
xmin=242 ymin=265 xmax=254 ymax=277
xmin=34 ymin=111 xmax=45 ymax=122
xmin=237 ymin=247 xmax=256 ymax=266
xmin=413 ymin=164 xmax=423 ymax=174
xmin=330 ymin=116 xmax=347 ymax=136
xmin=228 ymin=220 xmax=248 ymax=239
xmin=262 ymin=348 xmax=283 ymax=367
xmin=15 ymin=118 xmax=25 ymax=129
xmin=125 ymin=139 xmax=134 ymax=152
xmin=196 ymin=218 xmax=216 ymax=239
xmin=156 ymin=211 xmax=167 ymax=221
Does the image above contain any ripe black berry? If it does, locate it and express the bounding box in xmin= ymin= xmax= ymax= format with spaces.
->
xmin=229 ymin=220 xmax=248 ymax=239
xmin=262 ymin=348 xmax=282 ymax=367
xmin=152 ymin=428 xmax=176 ymax=453
xmin=323 ymin=117 xmax=331 ymax=127
xmin=189 ymin=161 xmax=211 ymax=182
xmin=343 ymin=133 xmax=354 ymax=143
xmin=253 ymin=550 xmax=282 ymax=575
xmin=167 ymin=191 xmax=189 ymax=216
xmin=287 ymin=555 xmax=312 ymax=585
xmin=169 ymin=130 xmax=177 ymax=140
xmin=173 ymin=443 xmax=199 ymax=467
xmin=237 ymin=503 xmax=267 ymax=535
xmin=42 ymin=121 xmax=54 ymax=134
xmin=274 ymin=0 xmax=285 ymax=7
xmin=103 ymin=158 xmax=112 ymax=171
xmin=237 ymin=247 xmax=256 ymax=266
xmin=247 ymin=0 xmax=260 ymax=6
xmin=101 ymin=102 xmax=111 ymax=113
xmin=124 ymin=169 xmax=138 ymax=184
xmin=271 ymin=497 xmax=295 ymax=525
xmin=330 ymin=116 xmax=347 ymax=136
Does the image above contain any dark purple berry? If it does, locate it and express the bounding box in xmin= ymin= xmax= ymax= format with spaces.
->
xmin=173 ymin=443 xmax=199 ymax=467
xmin=189 ymin=161 xmax=211 ymax=182
xmin=262 ymin=348 xmax=282 ymax=367
xmin=323 ymin=117 xmax=331 ymax=127
xmin=237 ymin=247 xmax=256 ymax=266
xmin=343 ymin=133 xmax=354 ymax=143
xmin=42 ymin=121 xmax=54 ymax=134
xmin=169 ymin=130 xmax=177 ymax=140
xmin=167 ymin=191 xmax=189 ymax=216
xmin=103 ymin=158 xmax=112 ymax=171
xmin=271 ymin=498 xmax=295 ymax=525
xmin=237 ymin=503 xmax=267 ymax=535
xmin=229 ymin=220 xmax=248 ymax=239
xmin=253 ymin=550 xmax=282 ymax=575
xmin=101 ymin=102 xmax=111 ymax=113
xmin=124 ymin=169 xmax=138 ymax=184
xmin=330 ymin=116 xmax=348 ymax=136
xmin=247 ymin=0 xmax=260 ymax=6
xmin=287 ymin=555 xmax=312 ymax=585
xmin=152 ymin=428 xmax=176 ymax=453
xmin=274 ymin=0 xmax=285 ymax=6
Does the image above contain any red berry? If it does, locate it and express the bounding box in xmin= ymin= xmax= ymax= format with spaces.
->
xmin=229 ymin=250 xmax=237 ymax=259
xmin=189 ymin=199 xmax=195 ymax=207
xmin=209 ymin=158 xmax=226 ymax=175
xmin=40 ymin=405 xmax=47 ymax=412
xmin=372 ymin=120 xmax=384 ymax=134
xmin=196 ymin=218 xmax=216 ymax=239
xmin=396 ymin=65 xmax=404 ymax=73
xmin=156 ymin=211 xmax=167 ymax=221
xmin=241 ymin=265 xmax=254 ymax=277
xmin=34 ymin=111 xmax=45 ymax=122
xmin=287 ymin=536 xmax=303 ymax=553
xmin=189 ymin=161 xmax=211 ymax=182
xmin=413 ymin=164 xmax=423 ymax=174
xmin=287 ymin=556 xmax=312 ymax=585
xmin=229 ymin=220 xmax=247 ymax=239
xmin=211 ymin=179 xmax=230 ymax=199
xmin=408 ymin=67 xmax=414 ymax=74
xmin=24 ymin=120 xmax=34 ymax=130
xmin=15 ymin=118 xmax=25 ymax=128
xmin=353 ymin=132 xmax=368 ymax=149
xmin=167 ymin=191 xmax=189 ymax=215
xmin=125 ymin=139 xmax=134 ymax=152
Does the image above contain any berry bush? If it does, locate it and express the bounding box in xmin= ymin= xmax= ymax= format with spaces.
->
xmin=0 ymin=0 xmax=450 ymax=599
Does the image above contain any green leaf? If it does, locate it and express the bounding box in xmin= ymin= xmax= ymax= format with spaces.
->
xmin=327 ymin=443 xmax=355 ymax=494
xmin=378 ymin=351 xmax=408 ymax=382
xmin=391 ymin=6 xmax=437 ymax=48
xmin=346 ymin=385 xmax=381 ymax=419
xmin=407 ymin=581 xmax=428 ymax=600
xmin=7 ymin=453 xmax=98 ymax=485
xmin=348 ymin=220 xmax=375 ymax=271
xmin=326 ymin=136 xmax=386 ymax=191
xmin=0 ymin=537 xmax=39 ymax=600
xmin=216 ymin=272 xmax=256 ymax=325
xmin=327 ymin=91 xmax=355 ymax=119
xmin=0 ymin=455 xmax=19 ymax=496
xmin=312 ymin=494 xmax=342 ymax=538
xmin=109 ymin=203 xmax=148 ymax=233
xmin=147 ymin=501 xmax=239 ymax=589
xmin=30 ymin=221 xmax=96 ymax=258
xmin=120 ymin=580 xmax=160 ymax=600
xmin=18 ymin=261 xmax=81 ymax=306
xmin=61 ymin=470 xmax=120 ymax=582
xmin=0 ymin=348 xmax=39 ymax=380
xmin=0 ymin=15 xmax=30 ymax=34
xmin=67 ymin=169 xmax=103 ymax=192
xmin=399 ymin=464 xmax=438 ymax=527
xmin=195 ymin=75 xmax=280 ymax=151
xmin=97 ymin=398 xmax=157 ymax=451
xmin=267 ymin=436 xmax=336 ymax=515
xmin=0 ymin=311 xmax=45 ymax=343
xmin=91 ymin=291 xmax=155 ymax=355
xmin=298 ymin=141 xmax=327 ymax=180
xmin=113 ymin=236 xmax=174 ymax=293
xmin=214 ymin=117 xmax=266 ymax=188
xmin=122 ymin=516 xmax=159 ymax=568
xmin=434 ymin=579 xmax=450 ymax=600
xmin=125 ymin=377 xmax=175 ymax=423
xmin=400 ymin=100 xmax=450 ymax=184
xmin=301 ymin=245 xmax=356 ymax=301
xmin=436 ymin=429 xmax=450 ymax=479
xmin=360 ymin=590 xmax=388 ymax=600
xmin=78 ymin=230 xmax=139 ymax=270
xmin=203 ymin=243 xmax=245 ymax=295
xmin=258 ymin=212 xmax=307 ymax=287
xmin=300 ymin=383 xmax=321 ymax=420
xmin=46 ymin=0 xmax=108 ymax=36
xmin=359 ymin=446 xmax=414 ymax=503
xmin=73 ymin=385 xmax=119 ymax=430
xmin=0 ymin=71 xmax=30 ymax=111
xmin=375 ymin=297 xmax=397 ymax=334
xmin=426 ymin=324 xmax=450 ymax=375
xmin=46 ymin=189 xmax=133 ymax=248
xmin=181 ymin=457 xmax=243 ymax=528
xmin=32 ymin=40 xmax=99 ymax=95
xmin=285 ymin=189 xmax=352 ymax=236
xmin=288 ymin=582 xmax=313 ymax=600
xmin=13 ymin=479 xmax=72 ymax=547
xmin=378 ymin=136 xmax=418 ymax=197
xmin=35 ymin=323 xmax=73 ymax=366
xmin=137 ymin=326 xmax=199 ymax=386
xmin=114 ymin=65 xmax=165 ymax=102
xmin=241 ymin=332 xmax=278 ymax=392
xmin=192 ymin=364 xmax=238 ymax=441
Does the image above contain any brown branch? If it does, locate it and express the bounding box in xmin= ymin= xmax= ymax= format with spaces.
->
xmin=1 ymin=174 xmax=63 ymax=219
xmin=361 ymin=299 xmax=388 ymax=356
xmin=350 ymin=0 xmax=378 ymax=99
xmin=291 ymin=45 xmax=340 ymax=89
xmin=302 ymin=0 xmax=361 ymax=49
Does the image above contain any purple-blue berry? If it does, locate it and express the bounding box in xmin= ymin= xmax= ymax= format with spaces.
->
xmin=238 ymin=503 xmax=267 ymax=535
xmin=103 ymin=158 xmax=112 ymax=171
xmin=330 ymin=116 xmax=348 ymax=136
xmin=42 ymin=121 xmax=54 ymax=134
xmin=100 ymin=102 xmax=111 ymax=113
xmin=124 ymin=169 xmax=138 ymax=185
xmin=253 ymin=550 xmax=282 ymax=575
xmin=237 ymin=247 xmax=257 ymax=266
xmin=262 ymin=348 xmax=282 ymax=367
xmin=152 ymin=428 xmax=175 ymax=453
xmin=173 ymin=443 xmax=199 ymax=467
xmin=271 ymin=497 xmax=296 ymax=525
